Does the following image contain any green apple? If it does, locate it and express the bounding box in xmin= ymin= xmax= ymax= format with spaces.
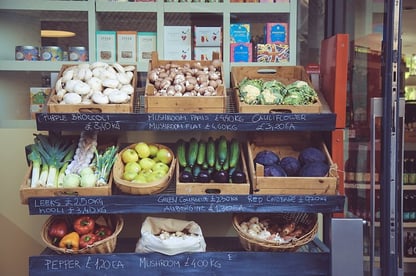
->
xmin=132 ymin=173 xmax=147 ymax=184
xmin=121 ymin=148 xmax=139 ymax=163
xmin=122 ymin=171 xmax=138 ymax=181
xmin=156 ymin=148 xmax=173 ymax=165
xmin=134 ymin=142 xmax=150 ymax=159
xmin=147 ymin=170 xmax=166 ymax=182
xmin=152 ymin=162 xmax=170 ymax=174
xmin=124 ymin=161 xmax=141 ymax=174
xmin=148 ymin=144 xmax=159 ymax=157
xmin=139 ymin=157 xmax=156 ymax=171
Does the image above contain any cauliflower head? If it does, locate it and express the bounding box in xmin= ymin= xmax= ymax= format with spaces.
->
xmin=238 ymin=78 xmax=263 ymax=104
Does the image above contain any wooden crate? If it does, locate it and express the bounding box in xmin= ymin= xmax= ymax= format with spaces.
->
xmin=246 ymin=132 xmax=338 ymax=195
xmin=231 ymin=66 xmax=323 ymax=113
xmin=19 ymin=164 xmax=113 ymax=204
xmin=176 ymin=145 xmax=250 ymax=195
xmin=47 ymin=64 xmax=137 ymax=113
xmin=145 ymin=52 xmax=226 ymax=113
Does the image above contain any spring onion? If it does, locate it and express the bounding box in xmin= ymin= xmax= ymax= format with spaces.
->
xmin=94 ymin=145 xmax=118 ymax=186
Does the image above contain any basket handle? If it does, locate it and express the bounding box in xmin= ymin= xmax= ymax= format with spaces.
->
xmin=54 ymin=191 xmax=79 ymax=196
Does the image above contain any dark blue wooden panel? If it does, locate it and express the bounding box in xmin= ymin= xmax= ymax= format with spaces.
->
xmin=28 ymin=194 xmax=345 ymax=215
xmin=29 ymin=250 xmax=330 ymax=276
xmin=35 ymin=113 xmax=336 ymax=132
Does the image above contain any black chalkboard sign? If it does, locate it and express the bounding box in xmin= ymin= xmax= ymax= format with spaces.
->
xmin=28 ymin=195 xmax=345 ymax=215
xmin=36 ymin=113 xmax=336 ymax=132
xmin=29 ymin=249 xmax=331 ymax=276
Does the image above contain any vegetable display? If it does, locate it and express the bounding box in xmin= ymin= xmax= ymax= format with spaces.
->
xmin=27 ymin=131 xmax=117 ymax=189
xmin=50 ymin=215 xmax=114 ymax=251
xmin=238 ymin=216 xmax=307 ymax=244
xmin=52 ymin=62 xmax=135 ymax=105
xmin=147 ymin=60 xmax=222 ymax=97
xmin=253 ymin=146 xmax=329 ymax=177
xmin=238 ymin=78 xmax=318 ymax=106
xmin=176 ymin=136 xmax=247 ymax=184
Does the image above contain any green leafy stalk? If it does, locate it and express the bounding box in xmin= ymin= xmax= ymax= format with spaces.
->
xmin=94 ymin=145 xmax=118 ymax=186
xmin=27 ymin=144 xmax=42 ymax=188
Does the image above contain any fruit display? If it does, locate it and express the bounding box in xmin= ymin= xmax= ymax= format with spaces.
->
xmin=119 ymin=142 xmax=174 ymax=184
xmin=254 ymin=146 xmax=329 ymax=177
xmin=176 ymin=136 xmax=247 ymax=184
xmin=26 ymin=131 xmax=117 ymax=189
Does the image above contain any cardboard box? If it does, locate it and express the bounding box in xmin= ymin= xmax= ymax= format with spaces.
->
xmin=145 ymin=52 xmax=226 ymax=113
xmin=30 ymin=87 xmax=51 ymax=119
xmin=96 ymin=30 xmax=117 ymax=63
xmin=231 ymin=65 xmax=323 ymax=113
xmin=163 ymin=26 xmax=192 ymax=60
xmin=117 ymin=31 xmax=137 ymax=63
xmin=265 ymin=23 xmax=288 ymax=44
xmin=194 ymin=26 xmax=222 ymax=47
xmin=230 ymin=24 xmax=250 ymax=43
xmin=230 ymin=43 xmax=252 ymax=62
xmin=256 ymin=43 xmax=289 ymax=63
xmin=194 ymin=46 xmax=221 ymax=61
xmin=137 ymin=32 xmax=157 ymax=65
xmin=247 ymin=132 xmax=338 ymax=195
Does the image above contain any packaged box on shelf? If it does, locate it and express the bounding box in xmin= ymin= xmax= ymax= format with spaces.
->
xmin=30 ymin=87 xmax=51 ymax=119
xmin=163 ymin=26 xmax=192 ymax=60
xmin=194 ymin=26 xmax=222 ymax=47
xmin=256 ymin=43 xmax=289 ymax=63
xmin=231 ymin=65 xmax=323 ymax=113
xmin=230 ymin=24 xmax=251 ymax=43
xmin=230 ymin=43 xmax=252 ymax=62
xmin=47 ymin=64 xmax=137 ymax=113
xmin=194 ymin=46 xmax=221 ymax=61
xmin=246 ymin=132 xmax=338 ymax=195
xmin=117 ymin=31 xmax=137 ymax=63
xmin=265 ymin=23 xmax=289 ymax=44
xmin=145 ymin=52 xmax=226 ymax=113
xmin=176 ymin=144 xmax=250 ymax=195
xmin=137 ymin=32 xmax=157 ymax=65
xmin=19 ymin=134 xmax=117 ymax=204
xmin=96 ymin=30 xmax=117 ymax=63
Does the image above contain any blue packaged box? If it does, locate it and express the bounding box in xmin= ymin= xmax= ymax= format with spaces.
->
xmin=230 ymin=24 xmax=251 ymax=43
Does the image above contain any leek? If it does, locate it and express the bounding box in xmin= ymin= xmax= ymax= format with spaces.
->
xmin=34 ymin=133 xmax=76 ymax=188
xmin=27 ymin=144 xmax=42 ymax=188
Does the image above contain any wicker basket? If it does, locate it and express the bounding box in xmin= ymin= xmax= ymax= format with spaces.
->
xmin=41 ymin=214 xmax=124 ymax=254
xmin=112 ymin=143 xmax=175 ymax=195
xmin=232 ymin=213 xmax=318 ymax=252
